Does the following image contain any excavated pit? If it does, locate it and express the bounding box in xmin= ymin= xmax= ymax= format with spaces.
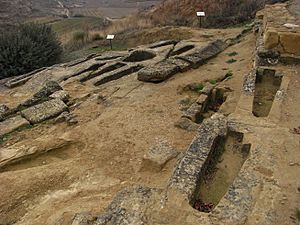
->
xmin=170 ymin=45 xmax=195 ymax=56
xmin=196 ymin=89 xmax=227 ymax=124
xmin=65 ymin=63 xmax=106 ymax=81
xmin=79 ymin=62 xmax=127 ymax=82
xmin=0 ymin=142 xmax=84 ymax=173
xmin=193 ymin=131 xmax=250 ymax=212
xmin=252 ymin=69 xmax=282 ymax=117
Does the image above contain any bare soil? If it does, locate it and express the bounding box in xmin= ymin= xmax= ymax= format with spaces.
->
xmin=0 ymin=24 xmax=299 ymax=225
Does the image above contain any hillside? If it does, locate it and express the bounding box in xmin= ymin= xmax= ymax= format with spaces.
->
xmin=150 ymin=0 xmax=288 ymax=27
xmin=0 ymin=0 xmax=161 ymax=27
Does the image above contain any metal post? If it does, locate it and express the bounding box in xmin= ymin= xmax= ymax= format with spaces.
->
xmin=110 ymin=39 xmax=112 ymax=50
xmin=199 ymin=17 xmax=202 ymax=28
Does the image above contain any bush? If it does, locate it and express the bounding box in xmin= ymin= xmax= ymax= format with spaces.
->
xmin=0 ymin=23 xmax=62 ymax=79
xmin=72 ymin=30 xmax=88 ymax=42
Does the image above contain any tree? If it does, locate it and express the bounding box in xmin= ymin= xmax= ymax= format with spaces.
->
xmin=0 ymin=23 xmax=62 ymax=79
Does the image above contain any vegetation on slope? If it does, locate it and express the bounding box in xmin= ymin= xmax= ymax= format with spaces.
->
xmin=150 ymin=0 xmax=287 ymax=27
xmin=0 ymin=23 xmax=62 ymax=79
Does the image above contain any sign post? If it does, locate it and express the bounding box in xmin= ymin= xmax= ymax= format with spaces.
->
xmin=106 ymin=35 xmax=115 ymax=50
xmin=196 ymin=12 xmax=205 ymax=28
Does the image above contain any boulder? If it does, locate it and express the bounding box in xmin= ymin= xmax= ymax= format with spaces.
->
xmin=21 ymin=99 xmax=68 ymax=124
xmin=0 ymin=115 xmax=30 ymax=136
xmin=138 ymin=61 xmax=180 ymax=82
xmin=140 ymin=140 xmax=179 ymax=172
xmin=123 ymin=49 xmax=156 ymax=62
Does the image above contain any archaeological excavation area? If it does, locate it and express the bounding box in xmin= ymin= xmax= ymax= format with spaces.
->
xmin=0 ymin=2 xmax=300 ymax=225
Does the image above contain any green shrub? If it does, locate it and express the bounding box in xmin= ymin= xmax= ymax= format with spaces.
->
xmin=225 ymin=70 xmax=233 ymax=78
xmin=226 ymin=58 xmax=237 ymax=64
xmin=209 ymin=79 xmax=218 ymax=85
xmin=227 ymin=51 xmax=238 ymax=57
xmin=296 ymin=208 xmax=300 ymax=221
xmin=195 ymin=83 xmax=204 ymax=92
xmin=0 ymin=23 xmax=62 ymax=79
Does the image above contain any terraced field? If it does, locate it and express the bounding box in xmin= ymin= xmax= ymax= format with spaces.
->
xmin=51 ymin=17 xmax=110 ymax=35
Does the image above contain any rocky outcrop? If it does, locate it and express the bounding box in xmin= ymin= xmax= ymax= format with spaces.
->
xmin=5 ymin=67 xmax=46 ymax=88
xmin=21 ymin=99 xmax=68 ymax=124
xmin=0 ymin=135 xmax=74 ymax=168
xmin=0 ymin=115 xmax=30 ymax=136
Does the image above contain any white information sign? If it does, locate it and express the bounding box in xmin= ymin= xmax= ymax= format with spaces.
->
xmin=106 ymin=35 xmax=115 ymax=40
xmin=196 ymin=12 xmax=205 ymax=17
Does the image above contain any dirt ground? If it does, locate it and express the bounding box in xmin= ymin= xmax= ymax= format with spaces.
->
xmin=0 ymin=24 xmax=299 ymax=225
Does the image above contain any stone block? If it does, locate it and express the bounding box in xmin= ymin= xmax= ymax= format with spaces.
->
xmin=264 ymin=29 xmax=279 ymax=49
xmin=279 ymin=32 xmax=300 ymax=55
xmin=21 ymin=99 xmax=68 ymax=124
xmin=140 ymin=140 xmax=179 ymax=172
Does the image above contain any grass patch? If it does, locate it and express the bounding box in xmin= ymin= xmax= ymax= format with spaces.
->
xmin=16 ymin=124 xmax=34 ymax=132
xmin=225 ymin=70 xmax=233 ymax=78
xmin=226 ymin=58 xmax=237 ymax=64
xmin=195 ymin=83 xmax=205 ymax=93
xmin=227 ymin=51 xmax=238 ymax=57
xmin=209 ymin=80 xmax=218 ymax=85
xmin=296 ymin=208 xmax=300 ymax=221
xmin=0 ymin=133 xmax=10 ymax=145
xmin=51 ymin=17 xmax=110 ymax=35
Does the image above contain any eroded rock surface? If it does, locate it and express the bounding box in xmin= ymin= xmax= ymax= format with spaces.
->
xmin=94 ymin=186 xmax=163 ymax=225
xmin=21 ymin=99 xmax=68 ymax=124
xmin=0 ymin=115 xmax=30 ymax=136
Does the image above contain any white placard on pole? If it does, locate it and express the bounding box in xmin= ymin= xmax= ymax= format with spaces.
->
xmin=196 ymin=12 xmax=205 ymax=17
xmin=106 ymin=35 xmax=115 ymax=40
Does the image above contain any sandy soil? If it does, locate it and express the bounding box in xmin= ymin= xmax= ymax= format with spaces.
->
xmin=0 ymin=26 xmax=299 ymax=225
